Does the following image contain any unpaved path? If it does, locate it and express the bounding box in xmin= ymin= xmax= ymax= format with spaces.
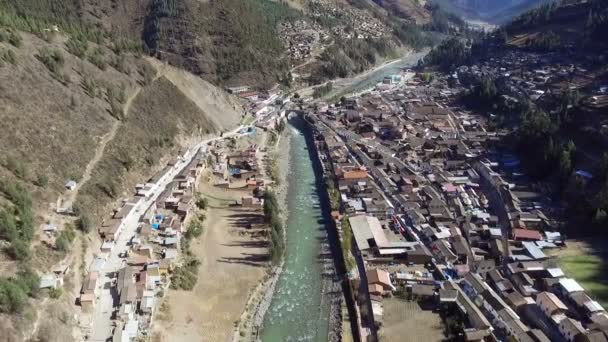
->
xmin=66 ymin=65 xmax=162 ymax=204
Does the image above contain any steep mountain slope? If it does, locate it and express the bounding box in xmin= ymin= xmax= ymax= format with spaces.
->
xmin=371 ymin=0 xmax=432 ymax=23
xmin=0 ymin=26 xmax=243 ymax=340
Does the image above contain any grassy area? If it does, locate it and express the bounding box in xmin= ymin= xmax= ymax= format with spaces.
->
xmin=558 ymin=253 xmax=608 ymax=307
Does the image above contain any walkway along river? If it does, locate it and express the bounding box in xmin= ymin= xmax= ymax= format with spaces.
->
xmin=261 ymin=117 xmax=344 ymax=342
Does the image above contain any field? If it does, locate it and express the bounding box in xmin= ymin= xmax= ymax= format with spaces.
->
xmin=551 ymin=239 xmax=608 ymax=308
xmin=380 ymin=297 xmax=444 ymax=342
xmin=153 ymin=130 xmax=270 ymax=342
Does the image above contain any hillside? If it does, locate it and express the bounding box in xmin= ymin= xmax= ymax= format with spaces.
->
xmin=0 ymin=25 xmax=243 ymax=340
xmin=372 ymin=0 xmax=432 ymax=23
xmin=0 ymin=0 xmax=448 ymax=91
xmin=423 ymin=0 xmax=608 ymax=237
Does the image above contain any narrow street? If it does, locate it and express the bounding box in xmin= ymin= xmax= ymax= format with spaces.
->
xmin=87 ymin=123 xmax=254 ymax=341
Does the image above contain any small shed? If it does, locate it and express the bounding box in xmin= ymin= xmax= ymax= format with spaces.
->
xmin=39 ymin=274 xmax=62 ymax=289
xmin=41 ymin=223 xmax=58 ymax=234
xmin=65 ymin=180 xmax=77 ymax=190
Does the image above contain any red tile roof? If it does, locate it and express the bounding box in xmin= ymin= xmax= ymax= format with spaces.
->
xmin=512 ymin=228 xmax=543 ymax=241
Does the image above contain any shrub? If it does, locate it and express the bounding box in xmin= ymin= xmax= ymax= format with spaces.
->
xmin=77 ymin=214 xmax=91 ymax=233
xmin=48 ymin=287 xmax=63 ymax=299
xmin=170 ymin=257 xmax=200 ymax=290
xmin=65 ymin=35 xmax=88 ymax=58
xmin=87 ymin=47 xmax=106 ymax=70
xmin=34 ymin=174 xmax=48 ymax=187
xmin=109 ymin=53 xmax=129 ymax=74
xmin=139 ymin=63 xmax=156 ymax=86
xmin=195 ymin=194 xmax=208 ymax=210
xmin=82 ymin=76 xmax=100 ymax=98
xmin=55 ymin=226 xmax=76 ymax=252
xmin=0 ymin=49 xmax=16 ymax=65
xmin=109 ymin=98 xmax=125 ymax=120
xmin=37 ymin=47 xmax=65 ymax=74
xmin=6 ymin=240 xmax=30 ymax=261
xmin=0 ymin=279 xmax=27 ymax=313
xmin=0 ymin=268 xmax=39 ymax=313
xmin=184 ymin=218 xmax=204 ymax=240
xmin=7 ymin=30 xmax=22 ymax=47
xmin=4 ymin=155 xmax=26 ymax=179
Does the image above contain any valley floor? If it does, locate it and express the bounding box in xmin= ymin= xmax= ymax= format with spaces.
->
xmin=153 ymin=179 xmax=269 ymax=342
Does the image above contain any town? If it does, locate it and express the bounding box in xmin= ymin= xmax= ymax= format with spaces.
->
xmin=300 ymin=47 xmax=607 ymax=342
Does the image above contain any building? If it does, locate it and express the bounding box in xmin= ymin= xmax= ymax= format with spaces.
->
xmin=559 ymin=317 xmax=586 ymax=341
xmin=536 ymin=291 xmax=568 ymax=317
xmin=367 ymin=269 xmax=395 ymax=293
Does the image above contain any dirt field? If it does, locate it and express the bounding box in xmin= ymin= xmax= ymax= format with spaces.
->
xmin=154 ymin=176 xmax=269 ymax=342
xmin=379 ymin=297 xmax=444 ymax=342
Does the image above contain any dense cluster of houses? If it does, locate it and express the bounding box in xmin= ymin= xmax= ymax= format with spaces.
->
xmin=456 ymin=48 xmax=607 ymax=122
xmin=278 ymin=20 xmax=325 ymax=62
xmin=309 ymin=0 xmax=391 ymax=40
xmin=71 ymin=150 xmax=206 ymax=340
xmin=308 ymin=70 xmax=608 ymax=341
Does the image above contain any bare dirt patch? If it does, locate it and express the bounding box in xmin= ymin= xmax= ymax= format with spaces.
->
xmin=380 ymin=297 xmax=444 ymax=342
xmin=154 ymin=180 xmax=269 ymax=342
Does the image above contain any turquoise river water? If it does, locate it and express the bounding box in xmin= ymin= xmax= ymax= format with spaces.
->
xmin=261 ymin=121 xmax=332 ymax=341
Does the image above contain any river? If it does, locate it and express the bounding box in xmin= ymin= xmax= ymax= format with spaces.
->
xmin=261 ymin=118 xmax=336 ymax=342
xmin=326 ymin=49 xmax=429 ymax=99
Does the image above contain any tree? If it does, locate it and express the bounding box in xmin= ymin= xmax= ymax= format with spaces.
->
xmin=77 ymin=214 xmax=91 ymax=233
xmin=6 ymin=240 xmax=29 ymax=261
xmin=195 ymin=194 xmax=208 ymax=210
xmin=0 ymin=280 xmax=27 ymax=313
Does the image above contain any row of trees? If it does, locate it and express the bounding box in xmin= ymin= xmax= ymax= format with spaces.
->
xmin=171 ymin=198 xmax=206 ymax=290
xmin=263 ymin=190 xmax=284 ymax=265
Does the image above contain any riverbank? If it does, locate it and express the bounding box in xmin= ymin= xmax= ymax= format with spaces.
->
xmin=236 ymin=126 xmax=292 ymax=341
xmin=257 ymin=117 xmax=342 ymax=341
xmin=152 ymin=130 xmax=273 ymax=342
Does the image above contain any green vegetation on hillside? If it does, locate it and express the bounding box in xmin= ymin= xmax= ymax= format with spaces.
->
xmin=422 ymin=38 xmax=470 ymax=71
xmin=507 ymin=2 xmax=560 ymax=31
xmin=0 ymin=268 xmax=39 ymax=313
xmin=313 ymin=37 xmax=397 ymax=82
xmin=0 ymin=179 xmax=34 ymax=261
xmin=463 ymin=74 xmax=608 ymax=236
xmin=394 ymin=23 xmax=434 ymax=51
xmin=143 ymin=0 xmax=301 ymax=87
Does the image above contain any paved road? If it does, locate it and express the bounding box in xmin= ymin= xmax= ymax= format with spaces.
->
xmin=87 ymin=123 xmax=254 ymax=341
